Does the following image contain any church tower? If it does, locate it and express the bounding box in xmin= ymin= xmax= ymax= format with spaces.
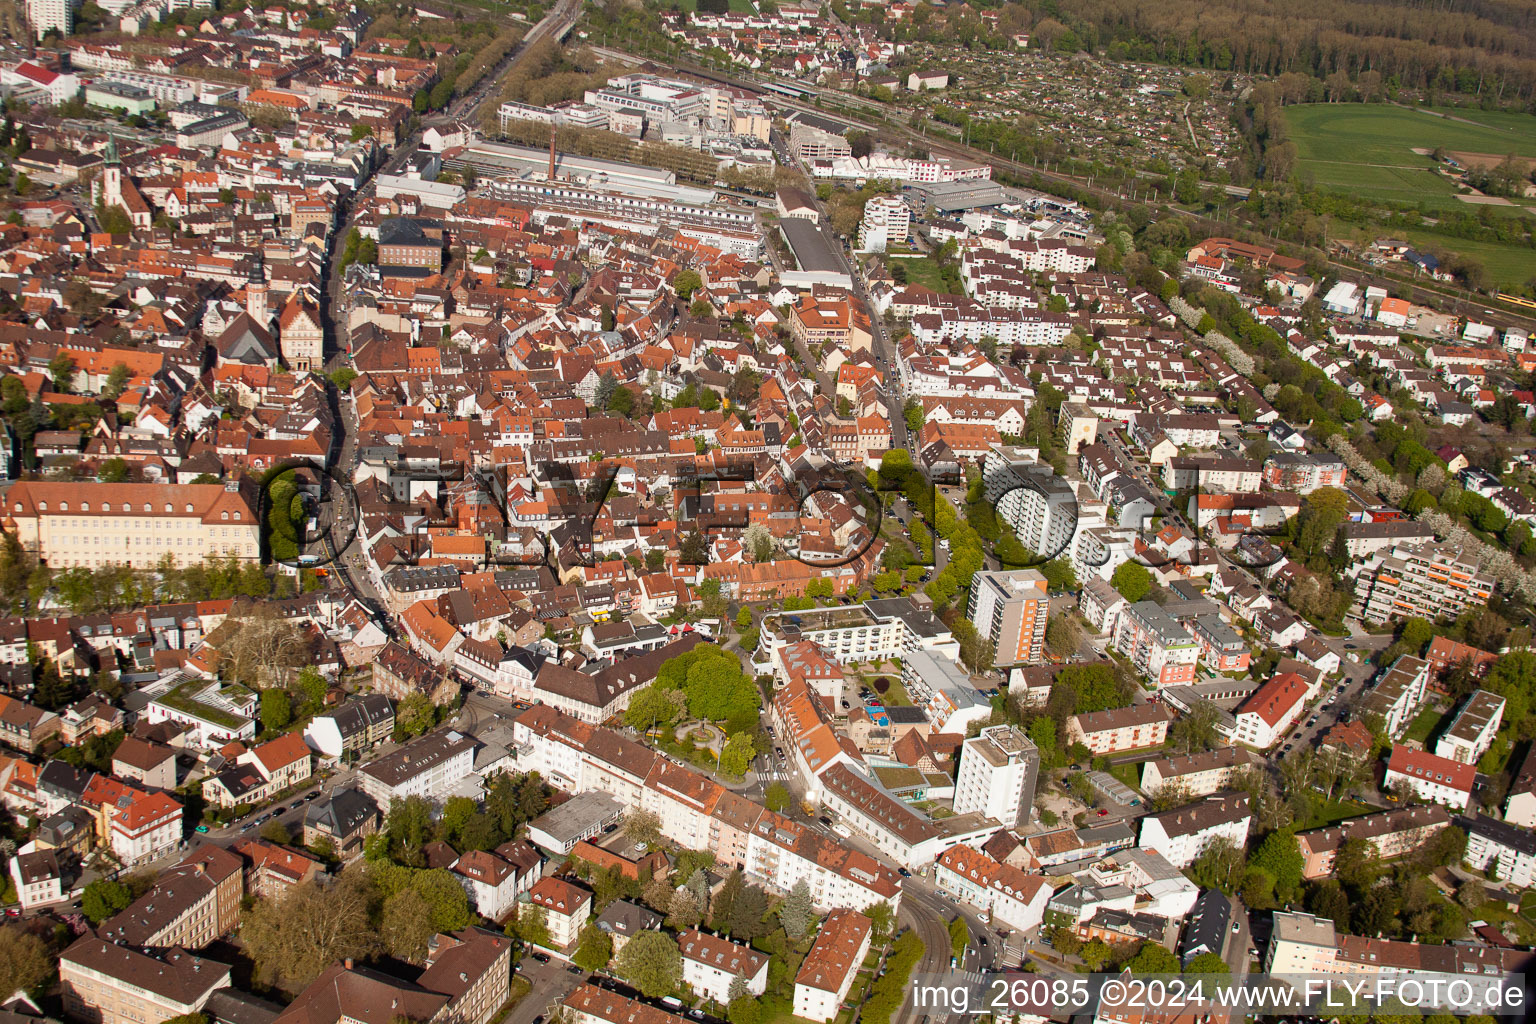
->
xmin=102 ymin=131 xmax=122 ymax=210
xmin=245 ymin=254 xmax=267 ymax=325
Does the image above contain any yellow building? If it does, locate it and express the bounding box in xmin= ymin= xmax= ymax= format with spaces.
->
xmin=3 ymin=480 xmax=261 ymax=569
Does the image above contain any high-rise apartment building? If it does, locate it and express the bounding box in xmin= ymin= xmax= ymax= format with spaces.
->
xmin=967 ymin=568 xmax=1048 ymax=665
xmin=952 ymin=724 xmax=1039 ymax=829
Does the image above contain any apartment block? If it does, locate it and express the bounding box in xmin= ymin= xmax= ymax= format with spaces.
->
xmin=98 ymin=845 xmax=244 ymax=949
xmin=1261 ymin=452 xmax=1346 ymax=494
xmin=527 ymin=876 xmax=592 ymax=949
xmin=981 ymin=448 xmax=1077 ymax=572
xmin=1136 ymin=793 xmax=1251 ymax=868
xmin=61 ymin=940 xmax=230 ymax=1024
xmin=1352 ymin=542 xmax=1494 ymax=625
xmin=967 ymin=569 xmax=1049 ymax=666
xmin=952 ymin=724 xmax=1039 ymax=829
xmin=1111 ymin=601 xmax=1199 ymax=688
xmin=1141 ymin=747 xmax=1259 ymax=799
xmin=1507 ymin=746 xmax=1536 ymax=827
xmin=357 ymin=729 xmax=476 ymax=806
xmin=1360 ymin=655 xmax=1429 ymax=740
xmin=1294 ymin=805 xmax=1450 ymax=879
xmin=1067 ymin=702 xmax=1173 ymax=755
xmin=794 ymin=910 xmax=872 ymax=1023
xmin=1163 ymin=455 xmax=1260 ymax=493
xmin=1232 ymin=671 xmax=1309 ymax=749
xmin=1462 ymin=813 xmax=1536 ymax=888
xmin=1433 ymin=689 xmax=1504 ymax=765
xmin=1056 ymin=403 xmax=1098 ymax=455
xmin=932 ymin=844 xmax=1052 ymax=932
xmin=857 ymin=195 xmax=910 ymax=253
xmin=678 ymin=929 xmax=768 ymax=1003
xmin=1384 ymin=745 xmax=1474 ymax=809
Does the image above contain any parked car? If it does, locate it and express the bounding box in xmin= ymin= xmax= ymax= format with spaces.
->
xmin=194 ymin=824 xmax=210 ymax=833
xmin=532 ymin=952 xmax=550 ymax=964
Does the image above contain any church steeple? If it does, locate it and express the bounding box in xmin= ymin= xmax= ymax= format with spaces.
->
xmin=103 ymin=130 xmax=120 ymax=167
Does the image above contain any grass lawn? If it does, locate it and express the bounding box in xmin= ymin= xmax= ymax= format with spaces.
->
xmin=875 ymin=673 xmax=914 ymax=707
xmin=1404 ymin=706 xmax=1450 ymax=745
xmin=758 ymin=995 xmax=821 ymax=1024
xmin=1291 ymin=795 xmax=1374 ymax=830
xmin=1108 ymin=761 xmax=1141 ymax=792
xmin=897 ymin=256 xmax=963 ymax=296
xmin=1475 ymin=900 xmax=1536 ymax=945
xmin=1394 ymin=227 xmax=1536 ymax=291
xmin=1284 ymin=103 xmax=1536 ymax=212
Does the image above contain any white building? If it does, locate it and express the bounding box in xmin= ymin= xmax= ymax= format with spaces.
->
xmin=1231 ymin=671 xmax=1309 ymax=750
xmin=952 ymin=725 xmax=1039 ymax=829
xmin=509 ymin=705 xmax=903 ymax=914
xmin=1462 ymin=814 xmax=1536 ymax=889
xmin=1434 ymin=689 xmax=1504 ymax=766
xmin=932 ymin=845 xmax=1052 ymax=932
xmin=857 ymin=195 xmax=910 ymax=253
xmin=142 ymin=677 xmax=257 ymax=749
xmin=678 ymin=929 xmax=769 ymax=1003
xmin=9 ymin=849 xmax=67 ymax=911
xmin=1383 ymin=745 xmax=1473 ymax=810
xmin=794 ymin=910 xmax=872 ymax=1023
xmin=527 ymin=876 xmax=592 ymax=950
xmin=109 ymin=791 xmax=183 ymax=866
xmin=453 ymin=849 xmax=521 ymax=922
xmin=1136 ymin=793 xmax=1251 ymax=869
xmin=357 ymin=730 xmax=477 ymax=806
xmin=25 ymin=0 xmax=70 ymax=38
xmin=1359 ymin=656 xmax=1429 ymax=740
xmin=1507 ymin=747 xmax=1536 ymax=827
xmin=1141 ymin=748 xmax=1258 ymax=799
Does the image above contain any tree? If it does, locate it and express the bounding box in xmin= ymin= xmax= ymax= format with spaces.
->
xmin=385 ymin=796 xmax=435 ymax=866
xmin=778 ymin=879 xmax=814 ymax=941
xmin=394 ymin=691 xmax=435 ymax=741
xmin=102 ymin=362 xmax=132 ymax=400
xmin=719 ymin=731 xmax=755 ymax=775
xmin=1078 ymin=939 xmax=1112 ymax=971
xmin=574 ymin=924 xmax=614 ymax=973
xmin=99 ymin=457 xmax=129 ymax=483
xmin=615 ymin=930 xmax=682 ymax=997
xmin=515 ymin=904 xmax=551 ymax=947
xmin=728 ymin=993 xmax=761 ymax=1024
xmin=765 ymin=782 xmax=790 ymax=812
xmin=623 ymin=809 xmax=663 ymax=848
xmin=1111 ymin=561 xmax=1153 ymax=602
xmin=49 ymin=350 xmax=76 ymax=392
xmin=81 ymin=878 xmax=133 ymax=923
xmin=743 ymin=523 xmax=774 ymax=563
xmin=948 ymin=915 xmax=968 ymax=962
xmin=295 ymin=666 xmax=327 ymax=716
xmin=0 ymin=926 xmax=50 ymax=1002
xmin=673 ymin=270 xmax=702 ymax=301
xmin=381 ymin=888 xmax=436 ymax=962
xmin=261 ymin=819 xmax=294 ymax=845
xmin=1125 ymin=942 xmax=1181 ymax=975
xmin=1250 ymin=828 xmax=1304 ymax=903
xmin=260 ymin=688 xmax=292 ymax=732
xmin=243 ymin=873 xmax=378 ymax=991
xmin=1184 ymin=952 xmax=1230 ymax=975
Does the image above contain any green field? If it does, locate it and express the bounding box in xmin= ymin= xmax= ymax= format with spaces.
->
xmin=1396 ymin=228 xmax=1536 ymax=290
xmin=1284 ymin=103 xmax=1536 ymax=212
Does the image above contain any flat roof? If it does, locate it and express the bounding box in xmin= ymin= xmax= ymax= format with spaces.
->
xmin=779 ymin=217 xmax=845 ymax=275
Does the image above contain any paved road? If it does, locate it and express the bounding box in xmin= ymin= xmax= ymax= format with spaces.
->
xmin=508 ymin=957 xmax=585 ymax=1024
